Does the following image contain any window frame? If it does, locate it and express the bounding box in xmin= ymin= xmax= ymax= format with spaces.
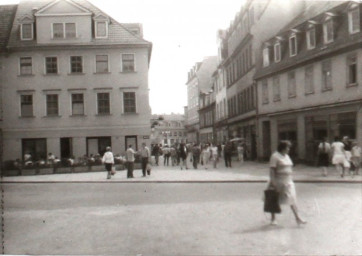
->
xmin=123 ymin=91 xmax=137 ymax=114
xmin=45 ymin=56 xmax=58 ymax=75
xmin=323 ymin=18 xmax=334 ymax=44
xmin=348 ymin=6 xmax=360 ymax=34
xmin=96 ymin=92 xmax=111 ymax=115
xmin=46 ymin=94 xmax=59 ymax=116
xmin=272 ymin=76 xmax=281 ymax=102
xmin=262 ymin=79 xmax=269 ymax=104
xmin=95 ymin=54 xmax=110 ymax=73
xmin=263 ymin=47 xmax=270 ymax=67
xmin=71 ymin=93 xmax=85 ymax=116
xmin=289 ymin=34 xmax=297 ymax=57
xmin=321 ymin=59 xmax=332 ymax=91
xmin=51 ymin=22 xmax=77 ymax=39
xmin=274 ymin=42 xmax=281 ymax=63
xmin=20 ymin=23 xmax=34 ymax=40
xmin=121 ymin=53 xmax=136 ymax=72
xmin=95 ymin=21 xmax=108 ymax=39
xmin=347 ymin=53 xmax=358 ymax=86
xmin=20 ymin=94 xmax=34 ymax=117
xmin=305 ymin=65 xmax=315 ymax=95
xmin=306 ymin=27 xmax=316 ymax=50
xmin=70 ymin=56 xmax=84 ymax=74
xmin=19 ymin=56 xmax=33 ymax=76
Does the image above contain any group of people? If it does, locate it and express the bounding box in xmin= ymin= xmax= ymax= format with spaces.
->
xmin=317 ymin=136 xmax=361 ymax=178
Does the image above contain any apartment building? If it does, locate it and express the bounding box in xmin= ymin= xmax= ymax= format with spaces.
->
xmin=255 ymin=1 xmax=362 ymax=163
xmin=185 ymin=56 xmax=217 ymax=143
xmin=1 ymin=0 xmax=152 ymax=162
xmin=150 ymin=114 xmax=187 ymax=146
xmin=216 ymin=0 xmax=303 ymax=159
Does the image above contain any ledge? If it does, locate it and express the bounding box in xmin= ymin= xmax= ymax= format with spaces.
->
xmin=119 ymin=71 xmax=137 ymax=74
xmin=69 ymin=114 xmax=87 ymax=117
xmin=67 ymin=73 xmax=86 ymax=76
xmin=93 ymin=72 xmax=111 ymax=75
xmin=18 ymin=74 xmax=35 ymax=77
xmin=19 ymin=116 xmax=35 ymax=119
xmin=96 ymin=113 xmax=112 ymax=116
xmin=42 ymin=115 xmax=62 ymax=118
xmin=43 ymin=73 xmax=60 ymax=76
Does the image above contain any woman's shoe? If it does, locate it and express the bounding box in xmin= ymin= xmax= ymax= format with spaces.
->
xmin=270 ymin=220 xmax=278 ymax=226
xmin=296 ymin=218 xmax=307 ymax=226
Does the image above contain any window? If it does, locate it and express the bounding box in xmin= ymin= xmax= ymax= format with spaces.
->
xmin=289 ymin=35 xmax=297 ymax=56
xmin=123 ymin=92 xmax=136 ymax=113
xmin=321 ymin=60 xmax=332 ymax=91
xmin=53 ymin=23 xmax=64 ymax=38
xmin=288 ymin=71 xmax=296 ymax=98
xmin=22 ymin=139 xmax=47 ymax=162
xmin=45 ymin=57 xmax=58 ymax=74
xmin=262 ymin=80 xmax=269 ymax=104
xmin=306 ymin=28 xmax=316 ymax=49
xmin=263 ymin=48 xmax=270 ymax=67
xmin=347 ymin=54 xmax=357 ymax=85
xmin=70 ymin=56 xmax=83 ymax=73
xmin=21 ymin=23 xmax=33 ymax=40
xmin=20 ymin=57 xmax=32 ymax=75
xmin=323 ymin=19 xmax=334 ymax=43
xmin=305 ymin=65 xmax=314 ymax=94
xmin=273 ymin=76 xmax=280 ymax=102
xmin=96 ymin=21 xmax=107 ymax=38
xmin=65 ymin=23 xmax=76 ymax=38
xmin=71 ymin=94 xmax=84 ymax=115
xmin=95 ymin=55 xmax=109 ymax=73
xmin=349 ymin=7 xmax=360 ymax=34
xmin=122 ymin=54 xmax=135 ymax=72
xmin=274 ymin=42 xmax=281 ymax=62
xmin=46 ymin=94 xmax=59 ymax=116
xmin=21 ymin=95 xmax=33 ymax=117
xmin=53 ymin=23 xmax=76 ymax=39
xmin=97 ymin=93 xmax=110 ymax=114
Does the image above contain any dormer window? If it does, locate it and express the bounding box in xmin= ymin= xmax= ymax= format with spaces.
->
xmin=348 ymin=4 xmax=360 ymax=34
xmin=263 ymin=47 xmax=270 ymax=67
xmin=19 ymin=15 xmax=34 ymax=41
xmin=323 ymin=16 xmax=334 ymax=44
xmin=94 ymin=14 xmax=109 ymax=39
xmin=306 ymin=26 xmax=316 ymax=50
xmin=289 ymin=34 xmax=297 ymax=57
xmin=274 ymin=42 xmax=281 ymax=63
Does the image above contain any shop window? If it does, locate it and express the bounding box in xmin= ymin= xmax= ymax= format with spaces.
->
xmin=22 ymin=138 xmax=47 ymax=162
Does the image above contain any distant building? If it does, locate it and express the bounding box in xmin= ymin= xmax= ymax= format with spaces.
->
xmin=1 ymin=0 xmax=152 ymax=163
xmin=255 ymin=1 xmax=362 ymax=163
xmin=150 ymin=114 xmax=187 ymax=146
xmin=185 ymin=56 xmax=217 ymax=143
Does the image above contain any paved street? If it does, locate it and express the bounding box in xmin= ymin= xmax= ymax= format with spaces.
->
xmin=3 ymin=182 xmax=361 ymax=255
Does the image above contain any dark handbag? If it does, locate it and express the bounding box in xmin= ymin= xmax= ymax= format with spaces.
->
xmin=264 ymin=189 xmax=281 ymax=213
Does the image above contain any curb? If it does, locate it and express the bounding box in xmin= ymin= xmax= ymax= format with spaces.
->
xmin=1 ymin=179 xmax=361 ymax=184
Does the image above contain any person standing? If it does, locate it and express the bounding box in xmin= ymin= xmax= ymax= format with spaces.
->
xmin=237 ymin=143 xmax=244 ymax=164
xmin=126 ymin=145 xmax=136 ymax=178
xmin=192 ymin=143 xmax=201 ymax=169
xmin=210 ymin=143 xmax=219 ymax=168
xmin=201 ymin=144 xmax=211 ymax=169
xmin=102 ymin=146 xmax=114 ymax=179
xmin=267 ymin=140 xmax=307 ymax=226
xmin=351 ymin=141 xmax=361 ymax=176
xmin=224 ymin=142 xmax=232 ymax=168
xmin=152 ymin=144 xmax=160 ymax=166
xmin=342 ymin=136 xmax=352 ymax=175
xmin=317 ymin=137 xmax=331 ymax=177
xmin=162 ymin=145 xmax=171 ymax=166
xmin=178 ymin=143 xmax=187 ymax=170
xmin=331 ymin=137 xmax=347 ymax=178
xmin=140 ymin=143 xmax=150 ymax=177
xmin=186 ymin=143 xmax=193 ymax=169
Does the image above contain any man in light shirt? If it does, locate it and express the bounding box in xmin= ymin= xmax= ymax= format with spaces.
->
xmin=126 ymin=145 xmax=136 ymax=178
xmin=102 ymin=146 xmax=114 ymax=179
xmin=139 ymin=143 xmax=150 ymax=177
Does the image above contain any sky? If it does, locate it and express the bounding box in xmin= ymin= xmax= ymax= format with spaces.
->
xmin=0 ymin=0 xmax=245 ymax=114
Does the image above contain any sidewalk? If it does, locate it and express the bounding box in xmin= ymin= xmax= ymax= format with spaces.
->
xmin=2 ymin=161 xmax=361 ymax=183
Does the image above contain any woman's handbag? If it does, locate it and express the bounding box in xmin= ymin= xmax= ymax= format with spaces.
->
xmin=263 ymin=189 xmax=281 ymax=213
xmin=111 ymin=167 xmax=116 ymax=175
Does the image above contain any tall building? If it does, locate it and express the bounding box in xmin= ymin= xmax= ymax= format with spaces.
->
xmin=215 ymin=0 xmax=304 ymax=159
xmin=185 ymin=56 xmax=217 ymax=143
xmin=255 ymin=1 xmax=362 ymax=163
xmin=1 ymin=0 xmax=152 ymax=163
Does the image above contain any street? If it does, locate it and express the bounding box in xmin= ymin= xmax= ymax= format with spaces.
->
xmin=3 ymin=182 xmax=362 ymax=255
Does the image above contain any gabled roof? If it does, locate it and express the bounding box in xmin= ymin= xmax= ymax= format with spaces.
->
xmin=0 ymin=4 xmax=17 ymax=52
xmin=35 ymin=0 xmax=91 ymax=16
xmin=7 ymin=0 xmax=151 ymax=48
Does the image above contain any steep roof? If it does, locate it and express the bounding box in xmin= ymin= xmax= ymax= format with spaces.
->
xmin=197 ymin=56 xmax=218 ymax=94
xmin=7 ymin=0 xmax=151 ymax=48
xmin=0 ymin=4 xmax=17 ymax=52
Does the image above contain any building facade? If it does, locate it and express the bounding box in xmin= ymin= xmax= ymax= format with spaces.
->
xmin=150 ymin=114 xmax=187 ymax=146
xmin=255 ymin=1 xmax=362 ymax=163
xmin=1 ymin=0 xmax=152 ymax=162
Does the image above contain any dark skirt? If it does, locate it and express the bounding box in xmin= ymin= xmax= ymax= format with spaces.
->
xmin=318 ymin=153 xmax=329 ymax=167
xmin=105 ymin=163 xmax=112 ymax=172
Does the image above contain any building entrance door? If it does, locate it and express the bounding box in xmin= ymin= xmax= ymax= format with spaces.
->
xmin=60 ymin=138 xmax=72 ymax=159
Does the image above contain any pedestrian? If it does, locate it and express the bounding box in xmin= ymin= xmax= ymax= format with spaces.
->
xmin=267 ymin=140 xmax=307 ymax=226
xmin=217 ymin=144 xmax=222 ymax=159
xmin=162 ymin=145 xmax=171 ymax=166
xmin=102 ymin=146 xmax=114 ymax=179
xmin=126 ymin=144 xmax=136 ymax=178
xmin=192 ymin=143 xmax=201 ymax=169
xmin=342 ymin=136 xmax=352 ymax=176
xmin=237 ymin=143 xmax=244 ymax=164
xmin=152 ymin=144 xmax=160 ymax=166
xmin=350 ymin=141 xmax=361 ymax=176
xmin=331 ymin=136 xmax=347 ymax=178
xmin=210 ymin=143 xmax=218 ymax=168
xmin=317 ymin=137 xmax=331 ymax=177
xmin=201 ymin=143 xmax=211 ymax=169
xmin=186 ymin=143 xmax=193 ymax=169
xmin=139 ymin=143 xmax=150 ymax=177
xmin=170 ymin=146 xmax=178 ymax=166
xmin=178 ymin=143 xmax=187 ymax=170
xmin=224 ymin=141 xmax=232 ymax=167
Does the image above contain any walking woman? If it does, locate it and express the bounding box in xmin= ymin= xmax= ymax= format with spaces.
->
xmin=267 ymin=141 xmax=307 ymax=226
xmin=178 ymin=143 xmax=187 ymax=170
xmin=102 ymin=146 xmax=114 ymax=179
xmin=331 ymin=137 xmax=347 ymax=177
xmin=317 ymin=137 xmax=331 ymax=176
